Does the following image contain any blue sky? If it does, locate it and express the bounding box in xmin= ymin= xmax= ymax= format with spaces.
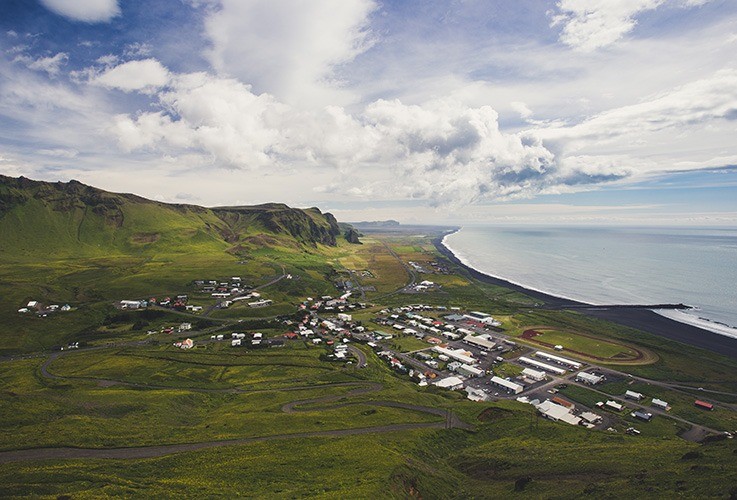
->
xmin=1 ymin=0 xmax=736 ymax=224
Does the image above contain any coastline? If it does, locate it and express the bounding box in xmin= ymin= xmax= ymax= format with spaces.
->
xmin=434 ymin=231 xmax=737 ymax=360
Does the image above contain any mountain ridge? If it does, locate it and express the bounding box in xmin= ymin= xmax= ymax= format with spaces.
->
xmin=0 ymin=175 xmax=356 ymax=259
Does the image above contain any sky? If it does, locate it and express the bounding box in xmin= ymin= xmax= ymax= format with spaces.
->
xmin=1 ymin=0 xmax=737 ymax=225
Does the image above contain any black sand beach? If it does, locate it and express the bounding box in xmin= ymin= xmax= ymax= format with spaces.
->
xmin=434 ymin=237 xmax=737 ymax=360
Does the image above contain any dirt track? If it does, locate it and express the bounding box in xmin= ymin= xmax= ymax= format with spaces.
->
xmin=520 ymin=328 xmax=657 ymax=365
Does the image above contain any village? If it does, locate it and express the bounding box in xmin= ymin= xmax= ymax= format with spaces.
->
xmin=275 ymin=297 xmax=726 ymax=438
xmin=23 ymin=269 xmax=730 ymax=440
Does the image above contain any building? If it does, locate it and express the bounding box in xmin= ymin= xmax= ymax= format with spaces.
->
xmin=447 ymin=361 xmax=463 ymax=372
xmin=576 ymin=371 xmax=604 ymax=385
xmin=458 ymin=363 xmax=484 ymax=378
xmin=632 ymin=411 xmax=653 ymax=422
xmin=536 ymin=400 xmax=582 ymax=426
xmin=534 ymin=351 xmax=582 ymax=370
xmin=433 ymin=376 xmax=465 ymax=390
xmin=651 ymin=398 xmax=670 ymax=411
xmin=490 ymin=376 xmax=524 ymax=394
xmin=518 ymin=356 xmax=566 ymax=375
xmin=521 ymin=368 xmax=547 ymax=382
xmin=605 ymin=400 xmax=624 ymax=412
xmin=625 ymin=390 xmax=644 ymax=401
xmin=248 ymin=299 xmax=273 ymax=308
xmin=465 ymin=386 xmax=490 ymax=402
xmin=551 ymin=396 xmax=575 ymax=410
xmin=579 ymin=412 xmax=602 ymax=424
xmin=695 ymin=400 xmax=714 ymax=411
xmin=463 ymin=311 xmax=501 ymax=326
xmin=432 ymin=346 xmax=475 ymax=365
xmin=463 ymin=335 xmax=496 ymax=351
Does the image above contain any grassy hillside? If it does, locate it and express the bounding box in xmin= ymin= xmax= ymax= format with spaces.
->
xmin=0 ymin=175 xmax=352 ymax=353
xmin=0 ymin=176 xmax=345 ymax=260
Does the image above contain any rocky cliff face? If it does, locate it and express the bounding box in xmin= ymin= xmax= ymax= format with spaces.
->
xmin=344 ymin=228 xmax=362 ymax=244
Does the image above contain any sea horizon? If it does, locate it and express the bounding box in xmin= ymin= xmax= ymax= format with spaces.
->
xmin=442 ymin=224 xmax=737 ymax=340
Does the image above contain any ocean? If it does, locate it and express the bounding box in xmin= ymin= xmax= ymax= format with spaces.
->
xmin=443 ymin=225 xmax=737 ymax=339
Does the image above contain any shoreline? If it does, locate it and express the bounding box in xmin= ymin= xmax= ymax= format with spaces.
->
xmin=434 ymin=232 xmax=737 ymax=361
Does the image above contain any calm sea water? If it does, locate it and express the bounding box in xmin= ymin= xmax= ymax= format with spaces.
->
xmin=443 ymin=226 xmax=737 ymax=339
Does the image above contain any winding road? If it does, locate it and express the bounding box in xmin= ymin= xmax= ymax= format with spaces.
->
xmin=0 ymin=350 xmax=471 ymax=464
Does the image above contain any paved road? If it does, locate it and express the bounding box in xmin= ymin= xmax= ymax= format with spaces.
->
xmin=347 ymin=345 xmax=367 ymax=368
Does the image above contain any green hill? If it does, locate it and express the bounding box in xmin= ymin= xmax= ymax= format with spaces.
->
xmin=0 ymin=175 xmax=346 ymax=260
xmin=0 ymin=175 xmax=352 ymax=353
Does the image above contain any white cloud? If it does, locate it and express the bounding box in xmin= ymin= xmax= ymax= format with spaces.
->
xmin=544 ymin=68 xmax=737 ymax=145
xmin=203 ymin=0 xmax=378 ymax=106
xmin=91 ymin=59 xmax=170 ymax=93
xmin=39 ymin=0 xmax=121 ymax=23
xmin=14 ymin=52 xmax=68 ymax=77
xmin=551 ymin=0 xmax=666 ymax=52
xmin=510 ymin=101 xmax=534 ymax=120
xmin=550 ymin=0 xmax=717 ymax=51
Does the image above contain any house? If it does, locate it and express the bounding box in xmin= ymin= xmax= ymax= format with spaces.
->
xmin=605 ymin=400 xmax=624 ymax=412
xmin=652 ymin=398 xmax=670 ymax=411
xmin=447 ymin=361 xmax=463 ymax=372
xmin=632 ymin=410 xmax=653 ymax=422
xmin=179 ymin=323 xmax=192 ymax=332
xmin=625 ymin=390 xmax=644 ymax=401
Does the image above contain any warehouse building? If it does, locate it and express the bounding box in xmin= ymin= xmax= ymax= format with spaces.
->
xmin=534 ymin=351 xmax=582 ymax=370
xmin=489 ymin=376 xmax=524 ymax=394
xmin=432 ymin=346 xmax=475 ymax=365
xmin=576 ymin=371 xmax=604 ymax=385
xmin=458 ymin=363 xmax=484 ymax=378
xmin=518 ymin=356 xmax=566 ymax=375
xmin=536 ymin=400 xmax=582 ymax=426
xmin=463 ymin=334 xmax=496 ymax=351
xmin=521 ymin=367 xmax=547 ymax=382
